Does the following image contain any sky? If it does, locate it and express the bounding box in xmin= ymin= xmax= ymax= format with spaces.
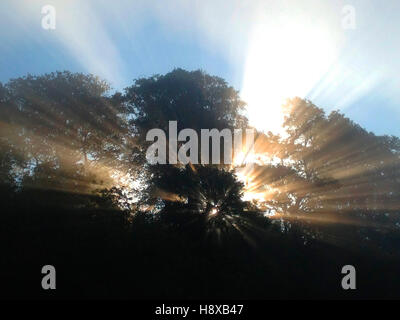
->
xmin=1 ymin=0 xmax=400 ymax=136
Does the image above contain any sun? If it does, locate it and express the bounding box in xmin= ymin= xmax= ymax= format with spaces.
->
xmin=241 ymin=18 xmax=337 ymax=134
xmin=209 ymin=207 xmax=219 ymax=215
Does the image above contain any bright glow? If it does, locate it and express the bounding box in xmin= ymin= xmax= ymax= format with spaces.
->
xmin=242 ymin=191 xmax=266 ymax=202
xmin=233 ymin=150 xmax=257 ymax=166
xmin=210 ymin=207 xmax=218 ymax=215
xmin=241 ymin=18 xmax=337 ymax=133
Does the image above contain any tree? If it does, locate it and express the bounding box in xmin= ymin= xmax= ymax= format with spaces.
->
xmin=124 ymin=69 xmax=250 ymax=227
xmin=0 ymin=72 xmax=129 ymax=206
xmin=250 ymin=97 xmax=400 ymax=245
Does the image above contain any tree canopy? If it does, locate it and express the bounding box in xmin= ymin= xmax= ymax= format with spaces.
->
xmin=1 ymin=69 xmax=400 ymax=299
xmin=1 ymin=70 xmax=399 ymax=237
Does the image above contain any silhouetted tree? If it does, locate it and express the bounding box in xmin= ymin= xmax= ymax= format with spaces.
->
xmin=124 ymin=69 xmax=250 ymax=227
xmin=0 ymin=72 xmax=129 ymax=207
xmin=251 ymin=97 xmax=400 ymax=247
xmin=1 ymin=70 xmax=400 ymax=300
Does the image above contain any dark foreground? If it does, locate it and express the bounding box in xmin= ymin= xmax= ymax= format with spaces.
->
xmin=1 ymin=201 xmax=400 ymax=300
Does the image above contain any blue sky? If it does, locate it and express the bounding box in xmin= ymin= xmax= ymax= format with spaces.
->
xmin=1 ymin=0 xmax=400 ymax=136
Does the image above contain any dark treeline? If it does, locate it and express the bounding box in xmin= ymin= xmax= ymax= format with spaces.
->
xmin=0 ymin=69 xmax=399 ymax=299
